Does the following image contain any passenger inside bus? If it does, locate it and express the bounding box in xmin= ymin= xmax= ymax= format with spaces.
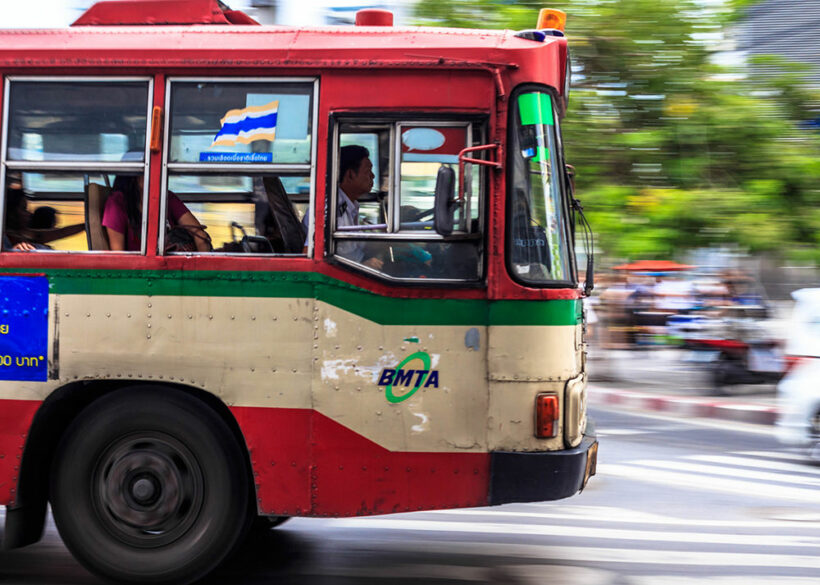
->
xmin=103 ymin=175 xmax=211 ymax=252
xmin=2 ymin=187 xmax=86 ymax=252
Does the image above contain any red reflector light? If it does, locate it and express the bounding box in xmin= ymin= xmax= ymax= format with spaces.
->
xmin=536 ymin=394 xmax=559 ymax=438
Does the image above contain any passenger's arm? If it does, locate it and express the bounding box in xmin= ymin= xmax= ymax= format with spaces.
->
xmin=176 ymin=212 xmax=211 ymax=252
xmin=31 ymin=223 xmax=86 ymax=244
xmin=106 ymin=227 xmax=127 ymax=251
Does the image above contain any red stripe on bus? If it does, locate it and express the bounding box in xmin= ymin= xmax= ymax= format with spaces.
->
xmin=234 ymin=406 xmax=490 ymax=516
xmin=0 ymin=400 xmax=41 ymax=506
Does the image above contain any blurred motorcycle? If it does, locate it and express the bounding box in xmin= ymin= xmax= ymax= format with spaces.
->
xmin=679 ymin=306 xmax=785 ymax=394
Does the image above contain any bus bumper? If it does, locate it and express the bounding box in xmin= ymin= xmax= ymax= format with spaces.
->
xmin=488 ymin=433 xmax=598 ymax=505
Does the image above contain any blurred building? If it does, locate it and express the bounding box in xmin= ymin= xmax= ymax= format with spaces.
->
xmin=734 ymin=0 xmax=820 ymax=88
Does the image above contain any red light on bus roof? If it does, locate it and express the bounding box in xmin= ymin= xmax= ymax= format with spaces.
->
xmin=535 ymin=394 xmax=559 ymax=438
xmin=537 ymin=8 xmax=567 ymax=32
xmin=355 ymin=9 xmax=394 ymax=27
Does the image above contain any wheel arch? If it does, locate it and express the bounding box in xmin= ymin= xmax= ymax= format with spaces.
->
xmin=4 ymin=380 xmax=255 ymax=551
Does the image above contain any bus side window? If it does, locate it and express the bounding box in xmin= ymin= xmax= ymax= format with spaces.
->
xmin=163 ymin=79 xmax=315 ymax=256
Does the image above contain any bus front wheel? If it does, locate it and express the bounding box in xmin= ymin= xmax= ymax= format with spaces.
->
xmin=50 ymin=387 xmax=252 ymax=585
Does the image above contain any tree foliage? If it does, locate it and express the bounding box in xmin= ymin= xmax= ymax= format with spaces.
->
xmin=415 ymin=0 xmax=820 ymax=263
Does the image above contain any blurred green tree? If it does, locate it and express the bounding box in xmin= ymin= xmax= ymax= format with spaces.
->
xmin=415 ymin=0 xmax=820 ymax=263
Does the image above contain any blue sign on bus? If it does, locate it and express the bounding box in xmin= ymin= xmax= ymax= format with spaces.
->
xmin=0 ymin=276 xmax=48 ymax=381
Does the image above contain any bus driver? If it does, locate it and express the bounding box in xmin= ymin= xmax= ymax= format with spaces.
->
xmin=303 ymin=145 xmax=383 ymax=270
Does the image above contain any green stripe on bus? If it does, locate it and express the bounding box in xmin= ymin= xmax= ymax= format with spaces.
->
xmin=4 ymin=269 xmax=580 ymax=326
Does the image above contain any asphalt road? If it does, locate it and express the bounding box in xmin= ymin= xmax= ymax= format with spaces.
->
xmin=2 ymin=406 xmax=818 ymax=585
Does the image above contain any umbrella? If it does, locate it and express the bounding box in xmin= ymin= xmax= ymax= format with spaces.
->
xmin=612 ymin=260 xmax=693 ymax=272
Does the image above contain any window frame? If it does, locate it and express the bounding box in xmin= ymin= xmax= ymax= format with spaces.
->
xmin=329 ymin=115 xmax=487 ymax=285
xmin=505 ymin=83 xmax=577 ymax=289
xmin=0 ymin=75 xmax=154 ymax=254
xmin=159 ymin=76 xmax=319 ymax=256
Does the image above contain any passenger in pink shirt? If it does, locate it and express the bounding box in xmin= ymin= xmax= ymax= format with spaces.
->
xmin=102 ymin=175 xmax=210 ymax=252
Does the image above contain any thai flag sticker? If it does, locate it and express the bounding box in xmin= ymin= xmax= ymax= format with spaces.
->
xmin=211 ymin=100 xmax=279 ymax=147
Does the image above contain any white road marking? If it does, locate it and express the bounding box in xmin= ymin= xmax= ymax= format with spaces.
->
xmin=327 ymin=518 xmax=820 ymax=547
xmin=599 ymin=463 xmax=820 ymax=504
xmin=339 ymin=539 xmax=820 ymax=569
xmin=629 ymin=577 xmax=820 ymax=585
xmin=689 ymin=454 xmax=820 ymax=476
xmin=426 ymin=506 xmax=820 ymax=529
xmin=736 ymin=450 xmax=810 ymax=462
xmin=629 ymin=459 xmax=820 ymax=487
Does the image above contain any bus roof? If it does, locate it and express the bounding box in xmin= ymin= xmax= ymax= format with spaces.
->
xmin=0 ymin=1 xmax=568 ymax=106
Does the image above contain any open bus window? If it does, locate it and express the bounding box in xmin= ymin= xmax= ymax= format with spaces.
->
xmin=1 ymin=173 xmax=115 ymax=252
xmin=331 ymin=121 xmax=484 ymax=283
xmin=165 ymin=174 xmax=308 ymax=254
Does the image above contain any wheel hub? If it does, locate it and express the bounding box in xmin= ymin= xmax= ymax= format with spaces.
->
xmin=94 ymin=434 xmax=202 ymax=547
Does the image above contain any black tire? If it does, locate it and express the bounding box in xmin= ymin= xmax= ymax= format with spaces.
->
xmin=50 ymin=387 xmax=252 ymax=585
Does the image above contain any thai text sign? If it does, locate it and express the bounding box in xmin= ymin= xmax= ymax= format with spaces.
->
xmin=0 ymin=276 xmax=48 ymax=381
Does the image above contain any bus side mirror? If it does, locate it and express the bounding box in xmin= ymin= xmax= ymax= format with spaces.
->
xmin=434 ymin=165 xmax=456 ymax=236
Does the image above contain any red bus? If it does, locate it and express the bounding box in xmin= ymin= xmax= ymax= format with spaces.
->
xmin=0 ymin=1 xmax=596 ymax=583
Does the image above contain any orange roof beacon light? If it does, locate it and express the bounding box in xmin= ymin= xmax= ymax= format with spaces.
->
xmin=537 ymin=8 xmax=567 ymax=32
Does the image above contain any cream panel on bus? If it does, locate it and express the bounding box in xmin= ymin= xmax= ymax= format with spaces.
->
xmin=488 ymin=325 xmax=579 ymax=382
xmin=312 ymin=302 xmax=489 ymax=453
xmin=487 ymin=379 xmax=567 ymax=452
xmin=54 ymin=295 xmax=314 ymax=408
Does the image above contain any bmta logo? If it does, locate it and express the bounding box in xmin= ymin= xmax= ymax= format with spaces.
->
xmin=377 ymin=340 xmax=440 ymax=403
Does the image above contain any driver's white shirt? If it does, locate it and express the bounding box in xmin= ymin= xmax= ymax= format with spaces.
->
xmin=302 ymin=187 xmax=364 ymax=261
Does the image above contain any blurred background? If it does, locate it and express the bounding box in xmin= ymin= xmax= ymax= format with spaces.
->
xmin=5 ymin=0 xmax=820 ymax=393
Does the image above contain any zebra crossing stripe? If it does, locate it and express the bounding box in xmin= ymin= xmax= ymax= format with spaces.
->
xmin=600 ymin=463 xmax=819 ymax=504
xmin=336 ymin=538 xmax=820 ymax=569
xmin=628 ymin=459 xmax=820 ymax=487
xmin=426 ymin=507 xmax=820 ymax=529
xmin=327 ymin=518 xmax=820 ymax=547
xmin=689 ymin=454 xmax=820 ymax=476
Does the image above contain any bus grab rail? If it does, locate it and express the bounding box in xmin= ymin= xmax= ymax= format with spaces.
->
xmin=457 ymin=143 xmax=502 ymax=203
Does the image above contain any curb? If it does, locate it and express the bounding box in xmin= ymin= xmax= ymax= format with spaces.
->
xmin=589 ymin=385 xmax=780 ymax=426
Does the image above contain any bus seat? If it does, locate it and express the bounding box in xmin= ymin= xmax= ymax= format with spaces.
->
xmin=261 ymin=176 xmax=306 ymax=253
xmin=86 ymin=183 xmax=112 ymax=250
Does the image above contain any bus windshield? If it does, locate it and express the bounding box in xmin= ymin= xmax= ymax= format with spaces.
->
xmin=508 ymin=90 xmax=572 ymax=285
